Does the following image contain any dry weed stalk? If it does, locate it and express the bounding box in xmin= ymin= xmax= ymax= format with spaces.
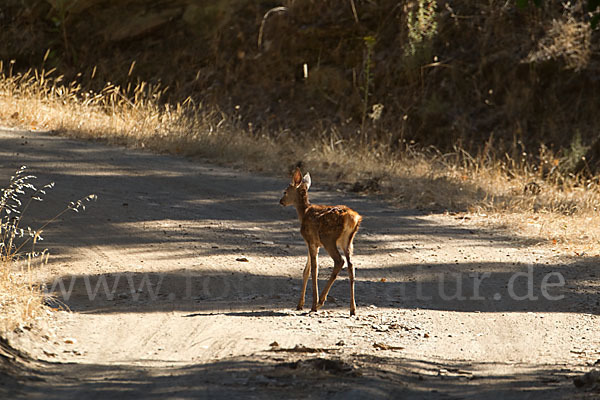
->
xmin=0 ymin=166 xmax=96 ymax=333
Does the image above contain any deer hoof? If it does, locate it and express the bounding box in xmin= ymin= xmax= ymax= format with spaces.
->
xmin=350 ymin=309 xmax=356 ymax=316
xmin=296 ymin=304 xmax=304 ymax=311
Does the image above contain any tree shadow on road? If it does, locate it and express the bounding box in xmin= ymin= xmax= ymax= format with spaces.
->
xmin=43 ymin=255 xmax=599 ymax=315
xmin=3 ymin=350 xmax=585 ymax=400
xmin=1 ymin=129 xmax=539 ymax=265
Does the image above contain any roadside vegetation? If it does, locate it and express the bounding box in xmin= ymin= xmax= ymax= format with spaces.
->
xmin=0 ymin=167 xmax=50 ymax=333
xmin=0 ymin=167 xmax=95 ymax=332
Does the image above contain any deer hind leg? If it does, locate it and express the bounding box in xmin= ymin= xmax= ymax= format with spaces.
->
xmin=345 ymin=228 xmax=359 ymax=316
xmin=317 ymin=240 xmax=345 ymax=310
xmin=309 ymin=246 xmax=320 ymax=312
xmin=296 ymin=251 xmax=311 ymax=310
xmin=346 ymin=254 xmax=356 ymax=316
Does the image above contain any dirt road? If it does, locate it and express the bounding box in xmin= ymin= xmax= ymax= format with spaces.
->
xmin=0 ymin=127 xmax=598 ymax=399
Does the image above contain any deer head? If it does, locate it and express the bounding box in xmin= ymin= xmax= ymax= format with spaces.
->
xmin=279 ymin=167 xmax=311 ymax=206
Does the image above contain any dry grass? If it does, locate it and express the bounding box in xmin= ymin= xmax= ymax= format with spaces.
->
xmin=0 ymin=165 xmax=95 ymax=333
xmin=527 ymin=15 xmax=592 ymax=71
xmin=337 ymin=145 xmax=600 ymax=254
xmin=0 ymin=262 xmax=45 ymax=334
xmin=1 ymin=64 xmax=600 ymax=258
xmin=0 ymin=61 xmax=287 ymax=169
xmin=0 ymin=167 xmax=46 ymax=333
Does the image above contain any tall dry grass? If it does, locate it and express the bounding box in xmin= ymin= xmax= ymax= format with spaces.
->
xmin=0 ymin=167 xmax=47 ymax=333
xmin=1 ymin=62 xmax=600 ymax=256
xmin=0 ymin=60 xmax=286 ymax=168
xmin=0 ymin=165 xmax=96 ymax=333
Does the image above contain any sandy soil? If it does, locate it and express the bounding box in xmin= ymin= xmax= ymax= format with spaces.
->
xmin=0 ymin=127 xmax=599 ymax=399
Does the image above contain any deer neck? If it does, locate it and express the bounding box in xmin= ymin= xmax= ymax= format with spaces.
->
xmin=294 ymin=192 xmax=310 ymax=223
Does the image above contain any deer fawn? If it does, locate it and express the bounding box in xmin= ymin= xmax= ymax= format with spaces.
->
xmin=280 ymin=167 xmax=362 ymax=316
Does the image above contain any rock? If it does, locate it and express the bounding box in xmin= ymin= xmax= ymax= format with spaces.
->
xmin=254 ymin=240 xmax=275 ymax=245
xmin=372 ymin=324 xmax=389 ymax=332
xmin=373 ymin=342 xmax=404 ymax=351
xmin=43 ymin=350 xmax=57 ymax=357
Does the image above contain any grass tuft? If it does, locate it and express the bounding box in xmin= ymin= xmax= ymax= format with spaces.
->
xmin=0 ymin=165 xmax=96 ymax=333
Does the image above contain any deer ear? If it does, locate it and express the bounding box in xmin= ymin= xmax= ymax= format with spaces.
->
xmin=292 ymin=167 xmax=302 ymax=186
xmin=302 ymin=172 xmax=311 ymax=190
